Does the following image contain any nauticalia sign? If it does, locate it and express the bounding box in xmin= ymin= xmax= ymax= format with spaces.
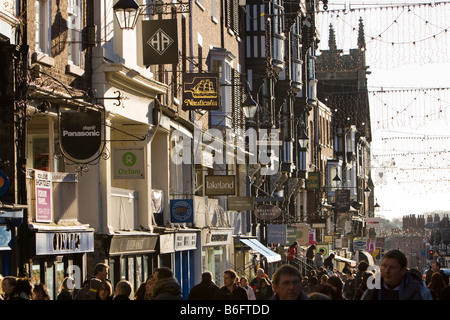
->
xmin=171 ymin=121 xmax=280 ymax=175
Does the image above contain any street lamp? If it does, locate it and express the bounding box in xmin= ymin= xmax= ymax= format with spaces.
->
xmin=364 ymin=186 xmax=371 ymax=197
xmin=113 ymin=0 xmax=140 ymax=30
xmin=242 ymin=94 xmax=259 ymax=120
xmin=298 ymin=124 xmax=309 ymax=149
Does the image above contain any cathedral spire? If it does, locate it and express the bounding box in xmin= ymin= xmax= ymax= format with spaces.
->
xmin=328 ymin=23 xmax=337 ymax=50
xmin=358 ymin=17 xmax=366 ymax=50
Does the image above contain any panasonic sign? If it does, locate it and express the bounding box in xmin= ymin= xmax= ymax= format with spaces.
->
xmin=59 ymin=108 xmax=104 ymax=162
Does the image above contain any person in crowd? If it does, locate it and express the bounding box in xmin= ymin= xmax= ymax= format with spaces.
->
xmin=249 ymin=268 xmax=272 ymax=291
xmin=32 ymin=283 xmax=51 ymax=300
xmin=315 ymin=283 xmax=340 ymax=300
xmin=327 ymin=275 xmax=345 ymax=300
xmin=355 ymin=271 xmax=372 ymax=300
xmin=212 ymin=269 xmax=248 ymax=300
xmin=300 ymin=276 xmax=310 ymax=293
xmin=57 ymin=277 xmax=74 ymax=300
xmin=425 ymin=265 xmax=433 ymax=285
xmin=11 ymin=277 xmax=33 ymax=300
xmin=1 ymin=276 xmax=16 ymax=300
xmin=430 ymin=261 xmax=449 ymax=286
xmin=427 ymin=272 xmax=447 ymax=300
xmin=314 ymin=248 xmax=325 ymax=270
xmin=354 ymin=260 xmax=369 ymax=297
xmin=308 ymin=276 xmax=319 ymax=293
xmin=320 ymin=273 xmax=329 ymax=285
xmin=113 ymin=280 xmax=132 ymax=300
xmin=239 ymin=277 xmax=256 ymax=300
xmin=287 ymin=242 xmax=298 ymax=266
xmin=97 ymin=280 xmax=113 ymax=300
xmin=343 ymin=270 xmax=356 ymax=300
xmin=188 ymin=271 xmax=219 ymax=300
xmin=342 ymin=262 xmax=351 ymax=275
xmin=134 ymin=275 xmax=154 ymax=300
xmin=81 ymin=262 xmax=110 ymax=288
xmin=255 ymin=276 xmax=273 ymax=300
xmin=152 ymin=267 xmax=183 ymax=300
xmin=270 ymin=264 xmax=308 ymax=300
xmin=306 ymin=245 xmax=316 ymax=267
xmin=75 ymin=277 xmax=102 ymax=300
xmin=324 ymin=253 xmax=335 ymax=272
xmin=361 ymin=249 xmax=432 ymax=300
xmin=308 ymin=292 xmax=331 ymax=300
xmin=441 ymin=282 xmax=450 ymax=300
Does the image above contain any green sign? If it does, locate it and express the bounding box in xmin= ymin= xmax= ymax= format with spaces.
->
xmin=114 ymin=148 xmax=145 ymax=179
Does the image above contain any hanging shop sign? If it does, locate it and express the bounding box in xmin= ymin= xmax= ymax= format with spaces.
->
xmin=267 ymin=224 xmax=287 ymax=244
xmin=306 ymin=172 xmax=320 ymax=190
xmin=227 ymin=196 xmax=254 ymax=211
xmin=294 ymin=223 xmax=310 ymax=246
xmin=0 ymin=170 xmax=10 ymax=197
xmin=59 ymin=108 xmax=104 ymax=163
xmin=34 ymin=169 xmax=52 ymax=223
xmin=335 ymin=189 xmax=350 ymax=213
xmin=254 ymin=204 xmax=282 ymax=221
xmin=170 ymin=199 xmax=194 ymax=223
xmin=142 ymin=19 xmax=178 ymax=65
xmin=113 ymin=148 xmax=145 ymax=179
xmin=182 ymin=73 xmax=220 ymax=111
xmin=205 ymin=175 xmax=235 ymax=196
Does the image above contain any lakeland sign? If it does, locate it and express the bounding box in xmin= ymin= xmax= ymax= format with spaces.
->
xmin=205 ymin=175 xmax=235 ymax=196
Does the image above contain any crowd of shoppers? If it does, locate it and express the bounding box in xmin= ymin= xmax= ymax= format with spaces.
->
xmin=1 ymin=249 xmax=449 ymax=300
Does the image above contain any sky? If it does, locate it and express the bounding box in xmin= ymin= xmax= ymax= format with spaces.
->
xmin=317 ymin=1 xmax=450 ymax=220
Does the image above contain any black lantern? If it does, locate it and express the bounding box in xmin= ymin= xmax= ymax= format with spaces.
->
xmin=242 ymin=94 xmax=258 ymax=120
xmin=113 ymin=0 xmax=140 ymax=30
xmin=298 ymin=127 xmax=309 ymax=149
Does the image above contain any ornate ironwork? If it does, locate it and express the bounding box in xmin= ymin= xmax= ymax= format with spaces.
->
xmin=140 ymin=1 xmax=190 ymax=16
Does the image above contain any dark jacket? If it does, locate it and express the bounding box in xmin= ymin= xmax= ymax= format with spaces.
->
xmin=188 ymin=280 xmax=219 ymax=300
xmin=361 ymin=271 xmax=433 ymax=300
xmin=212 ymin=285 xmax=248 ymax=300
xmin=269 ymin=290 xmax=309 ymax=300
xmin=152 ymin=277 xmax=183 ymax=300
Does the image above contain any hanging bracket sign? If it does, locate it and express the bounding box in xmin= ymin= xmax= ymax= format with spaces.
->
xmin=58 ymin=107 xmax=105 ymax=164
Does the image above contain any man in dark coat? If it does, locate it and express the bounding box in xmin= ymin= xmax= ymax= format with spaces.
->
xmin=212 ymin=269 xmax=248 ymax=300
xmin=270 ymin=264 xmax=309 ymax=300
xmin=361 ymin=249 xmax=432 ymax=300
xmin=152 ymin=267 xmax=183 ymax=300
xmin=188 ymin=271 xmax=219 ymax=300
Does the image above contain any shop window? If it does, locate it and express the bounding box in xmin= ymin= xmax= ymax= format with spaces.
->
xmin=56 ymin=262 xmax=65 ymax=295
xmin=46 ymin=262 xmax=55 ymax=300
xmin=31 ymin=261 xmax=41 ymax=285
xmin=67 ymin=0 xmax=82 ymax=66
xmin=35 ymin=0 xmax=51 ymax=55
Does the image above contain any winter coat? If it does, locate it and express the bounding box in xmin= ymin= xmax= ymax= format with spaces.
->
xmin=269 ymin=290 xmax=309 ymax=300
xmin=361 ymin=271 xmax=433 ymax=300
xmin=152 ymin=277 xmax=183 ymax=300
xmin=212 ymin=285 xmax=248 ymax=300
xmin=188 ymin=280 xmax=219 ymax=300
xmin=314 ymin=252 xmax=323 ymax=269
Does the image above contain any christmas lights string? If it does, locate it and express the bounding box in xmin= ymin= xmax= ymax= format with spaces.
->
xmin=317 ymin=2 xmax=450 ymax=69
xmin=316 ymin=3 xmax=450 ymax=202
xmin=370 ymin=88 xmax=450 ymax=130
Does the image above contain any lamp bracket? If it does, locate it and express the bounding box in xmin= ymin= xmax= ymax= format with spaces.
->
xmin=140 ymin=2 xmax=190 ymax=16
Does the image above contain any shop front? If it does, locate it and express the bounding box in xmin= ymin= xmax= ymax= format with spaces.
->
xmin=27 ymin=225 xmax=94 ymax=300
xmin=201 ymin=228 xmax=233 ymax=285
xmin=0 ymin=208 xmax=24 ymax=276
xmin=106 ymin=232 xmax=159 ymax=292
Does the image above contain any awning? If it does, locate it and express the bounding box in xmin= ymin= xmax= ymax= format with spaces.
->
xmin=334 ymin=255 xmax=357 ymax=267
xmin=240 ymin=238 xmax=281 ymax=263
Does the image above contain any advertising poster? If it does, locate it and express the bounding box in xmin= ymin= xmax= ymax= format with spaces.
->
xmin=35 ymin=169 xmax=52 ymax=223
